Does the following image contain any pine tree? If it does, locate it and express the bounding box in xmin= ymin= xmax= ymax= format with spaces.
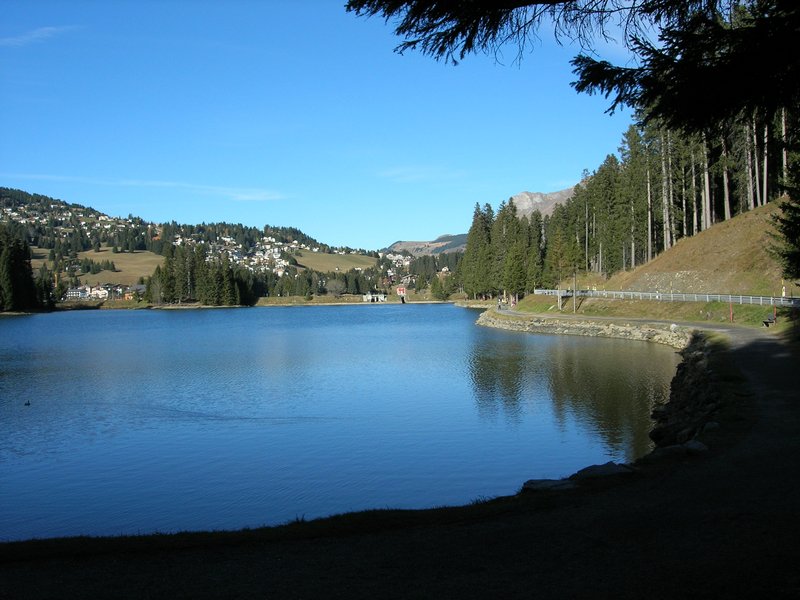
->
xmin=0 ymin=228 xmax=38 ymax=311
xmin=462 ymin=203 xmax=494 ymax=299
xmin=771 ymin=195 xmax=800 ymax=279
xmin=503 ymin=239 xmax=527 ymax=303
xmin=525 ymin=211 xmax=544 ymax=292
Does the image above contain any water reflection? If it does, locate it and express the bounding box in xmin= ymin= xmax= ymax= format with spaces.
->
xmin=470 ymin=338 xmax=533 ymax=422
xmin=550 ymin=338 xmax=676 ymax=459
xmin=469 ymin=333 xmax=677 ymax=460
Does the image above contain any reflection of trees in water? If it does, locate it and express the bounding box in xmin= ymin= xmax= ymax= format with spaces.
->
xmin=468 ymin=334 xmax=677 ymax=460
xmin=469 ymin=338 xmax=547 ymax=423
xmin=547 ymin=338 xmax=677 ymax=460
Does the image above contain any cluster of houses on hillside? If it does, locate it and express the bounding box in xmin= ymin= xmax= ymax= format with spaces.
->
xmin=2 ymin=203 xmax=142 ymax=240
xmin=379 ymin=252 xmax=413 ymax=285
xmin=170 ymin=234 xmax=324 ymax=277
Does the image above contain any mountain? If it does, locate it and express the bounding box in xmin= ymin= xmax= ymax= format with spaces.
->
xmin=387 ymin=234 xmax=467 ymax=257
xmin=387 ymin=187 xmax=574 ymax=257
xmin=508 ymin=187 xmax=574 ymax=219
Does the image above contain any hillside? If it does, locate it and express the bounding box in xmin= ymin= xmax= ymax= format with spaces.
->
xmin=27 ymin=245 xmax=165 ymax=289
xmin=2 ymin=187 xmax=380 ymax=293
xmin=294 ymin=250 xmax=377 ymax=273
xmin=606 ymin=202 xmax=799 ymax=297
xmin=387 ymin=234 xmax=467 ymax=257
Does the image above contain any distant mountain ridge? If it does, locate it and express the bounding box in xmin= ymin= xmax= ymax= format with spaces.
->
xmin=508 ymin=188 xmax=574 ymax=219
xmin=388 ymin=187 xmax=574 ymax=256
xmin=387 ymin=234 xmax=468 ymax=256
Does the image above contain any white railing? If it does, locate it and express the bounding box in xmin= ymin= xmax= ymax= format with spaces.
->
xmin=532 ymin=289 xmax=800 ymax=308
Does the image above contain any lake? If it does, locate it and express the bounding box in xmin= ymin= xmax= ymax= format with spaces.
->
xmin=0 ymin=304 xmax=679 ymax=541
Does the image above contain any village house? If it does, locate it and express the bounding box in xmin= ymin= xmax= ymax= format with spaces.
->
xmin=362 ymin=292 xmax=387 ymax=302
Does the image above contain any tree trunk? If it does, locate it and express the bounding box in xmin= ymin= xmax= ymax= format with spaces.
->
xmin=646 ymin=165 xmax=653 ymax=260
xmin=660 ymin=131 xmax=672 ymax=251
xmin=702 ymin=133 xmax=712 ymax=231
xmin=721 ymin=132 xmax=731 ymax=220
xmin=667 ymin=130 xmax=677 ymax=242
xmin=691 ymin=148 xmax=698 ymax=235
xmin=763 ymin=122 xmax=769 ymax=203
xmin=630 ymin=198 xmax=636 ymax=269
xmin=753 ymin=116 xmax=762 ymax=207
xmin=744 ymin=123 xmax=756 ymax=210
xmin=584 ymin=200 xmax=589 ymax=272
xmin=598 ymin=240 xmax=603 ymax=275
xmin=681 ymin=166 xmax=687 ymax=239
xmin=782 ymin=107 xmax=788 ymax=189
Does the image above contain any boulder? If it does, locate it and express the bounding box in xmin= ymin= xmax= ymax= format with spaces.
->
xmin=522 ymin=479 xmax=578 ymax=492
xmin=683 ymin=439 xmax=709 ymax=454
xmin=569 ymin=462 xmax=636 ymax=480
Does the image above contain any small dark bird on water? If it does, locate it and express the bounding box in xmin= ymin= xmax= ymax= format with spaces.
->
xmin=24 ymin=400 xmax=30 ymax=406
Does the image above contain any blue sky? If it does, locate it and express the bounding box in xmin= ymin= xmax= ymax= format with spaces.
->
xmin=1 ymin=1 xmax=633 ymax=250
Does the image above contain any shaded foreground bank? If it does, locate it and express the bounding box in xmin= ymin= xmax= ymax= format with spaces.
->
xmin=1 ymin=323 xmax=798 ymax=599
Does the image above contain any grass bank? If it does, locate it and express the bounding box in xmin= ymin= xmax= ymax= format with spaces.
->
xmin=514 ymin=293 xmax=797 ymax=331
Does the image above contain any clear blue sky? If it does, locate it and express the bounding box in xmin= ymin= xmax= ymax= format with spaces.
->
xmin=1 ymin=1 xmax=632 ymax=250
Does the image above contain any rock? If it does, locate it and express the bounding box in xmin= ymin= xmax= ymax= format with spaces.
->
xmin=703 ymin=421 xmax=720 ymax=432
xmin=683 ymin=440 xmax=709 ymax=454
xmin=569 ymin=462 xmax=636 ymax=480
xmin=676 ymin=427 xmax=695 ymax=444
xmin=522 ymin=479 xmax=578 ymax=491
xmin=639 ymin=445 xmax=688 ymax=463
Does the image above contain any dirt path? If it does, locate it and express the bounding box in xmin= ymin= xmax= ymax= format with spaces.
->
xmin=2 ymin=327 xmax=798 ymax=599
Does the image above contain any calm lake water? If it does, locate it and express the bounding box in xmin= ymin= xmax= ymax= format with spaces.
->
xmin=0 ymin=304 xmax=678 ymax=541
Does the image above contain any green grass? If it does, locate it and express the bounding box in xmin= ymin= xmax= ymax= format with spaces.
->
xmin=293 ymin=251 xmax=376 ymax=273
xmin=30 ymin=245 xmax=164 ymax=287
xmin=514 ymin=293 xmax=792 ymax=328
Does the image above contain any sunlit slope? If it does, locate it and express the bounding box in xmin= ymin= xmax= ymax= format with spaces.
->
xmin=608 ymin=202 xmax=798 ymax=297
xmin=294 ymin=250 xmax=377 ymax=273
xmin=29 ymin=246 xmax=165 ymax=287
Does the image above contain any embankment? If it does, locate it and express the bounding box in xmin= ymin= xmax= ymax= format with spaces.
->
xmin=475 ymin=309 xmax=693 ymax=349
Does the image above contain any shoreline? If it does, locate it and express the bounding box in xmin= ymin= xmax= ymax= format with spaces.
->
xmin=475 ymin=307 xmax=695 ymax=349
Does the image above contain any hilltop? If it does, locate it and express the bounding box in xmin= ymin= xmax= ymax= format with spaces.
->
xmin=509 ymin=187 xmax=574 ymax=219
xmin=387 ymin=233 xmax=467 ymax=257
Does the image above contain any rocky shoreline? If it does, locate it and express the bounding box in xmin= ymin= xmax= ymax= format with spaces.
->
xmin=474 ymin=309 xmax=726 ymax=489
xmin=475 ymin=309 xmax=694 ymax=349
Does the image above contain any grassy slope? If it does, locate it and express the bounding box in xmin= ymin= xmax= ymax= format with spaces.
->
xmin=30 ymin=246 xmax=164 ymax=287
xmin=607 ymin=202 xmax=797 ymax=296
xmin=293 ymin=250 xmax=377 ymax=272
xmin=520 ymin=202 xmax=799 ymax=328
